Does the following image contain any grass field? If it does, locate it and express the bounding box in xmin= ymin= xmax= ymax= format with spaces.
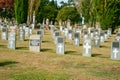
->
xmin=0 ymin=29 xmax=120 ymax=80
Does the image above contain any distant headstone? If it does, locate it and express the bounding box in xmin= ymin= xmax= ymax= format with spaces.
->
xmin=19 ymin=28 xmax=25 ymax=41
xmin=25 ymin=27 xmax=30 ymax=37
xmin=104 ymin=31 xmax=108 ymax=39
xmin=8 ymin=33 xmax=16 ymax=50
xmin=83 ymin=39 xmax=92 ymax=57
xmin=64 ymin=28 xmax=68 ymax=37
xmin=90 ymin=29 xmax=94 ymax=39
xmin=1 ymin=27 xmax=8 ymax=40
xmin=29 ymin=26 xmax=33 ymax=34
xmin=94 ymin=34 xmax=100 ymax=48
xmin=68 ymin=29 xmax=73 ymax=40
xmin=54 ymin=31 xmax=60 ymax=44
xmin=111 ymin=40 xmax=120 ymax=60
xmin=84 ymin=31 xmax=88 ymax=40
xmin=73 ymin=32 xmax=80 ymax=46
xmin=100 ymin=32 xmax=105 ymax=42
xmin=29 ymin=35 xmax=41 ymax=52
xmin=56 ymin=36 xmax=65 ymax=54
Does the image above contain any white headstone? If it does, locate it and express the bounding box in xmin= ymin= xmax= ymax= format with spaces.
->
xmin=29 ymin=35 xmax=41 ymax=52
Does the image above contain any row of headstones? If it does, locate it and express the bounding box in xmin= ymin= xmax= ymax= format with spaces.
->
xmin=52 ymin=25 xmax=120 ymax=60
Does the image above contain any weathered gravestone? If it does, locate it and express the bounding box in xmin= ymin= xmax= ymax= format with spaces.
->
xmin=111 ymin=40 xmax=120 ymax=60
xmin=100 ymin=32 xmax=105 ymax=42
xmin=37 ymin=29 xmax=43 ymax=38
xmin=29 ymin=35 xmax=41 ymax=52
xmin=83 ymin=39 xmax=92 ymax=57
xmin=25 ymin=26 xmax=30 ymax=37
xmin=1 ymin=27 xmax=8 ymax=40
xmin=74 ymin=32 xmax=80 ymax=46
xmin=84 ymin=31 xmax=88 ymax=40
xmin=90 ymin=29 xmax=94 ymax=39
xmin=94 ymin=34 xmax=100 ymax=48
xmin=56 ymin=36 xmax=65 ymax=54
xmin=64 ymin=28 xmax=68 ymax=37
xmin=8 ymin=33 xmax=16 ymax=50
xmin=54 ymin=31 xmax=60 ymax=44
xmin=37 ymin=29 xmax=43 ymax=42
xmin=29 ymin=26 xmax=33 ymax=34
xmin=68 ymin=29 xmax=73 ymax=40
xmin=19 ymin=28 xmax=25 ymax=41
xmin=104 ymin=31 xmax=108 ymax=40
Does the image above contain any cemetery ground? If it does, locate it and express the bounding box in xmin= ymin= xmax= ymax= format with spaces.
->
xmin=0 ymin=29 xmax=120 ymax=80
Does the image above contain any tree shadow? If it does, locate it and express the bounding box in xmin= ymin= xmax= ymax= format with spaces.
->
xmin=0 ymin=61 xmax=19 ymax=67
xmin=92 ymin=54 xmax=102 ymax=57
xmin=65 ymin=51 xmax=78 ymax=55
xmin=41 ymin=48 xmax=52 ymax=52
xmin=24 ymin=39 xmax=29 ymax=41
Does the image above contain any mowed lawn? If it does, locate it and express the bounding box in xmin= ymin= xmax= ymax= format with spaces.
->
xmin=0 ymin=29 xmax=120 ymax=80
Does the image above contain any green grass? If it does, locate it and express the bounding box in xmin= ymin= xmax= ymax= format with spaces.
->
xmin=0 ymin=29 xmax=120 ymax=80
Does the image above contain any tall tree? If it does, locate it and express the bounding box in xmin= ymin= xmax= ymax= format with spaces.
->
xmin=14 ymin=0 xmax=28 ymax=24
xmin=27 ymin=0 xmax=40 ymax=24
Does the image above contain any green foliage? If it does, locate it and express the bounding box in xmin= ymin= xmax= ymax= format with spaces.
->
xmin=36 ymin=0 xmax=58 ymax=23
xmin=75 ymin=0 xmax=120 ymax=31
xmin=56 ymin=6 xmax=80 ymax=24
xmin=14 ymin=0 xmax=28 ymax=24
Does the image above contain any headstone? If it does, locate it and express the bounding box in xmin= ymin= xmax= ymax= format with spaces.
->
xmin=29 ymin=26 xmax=33 ymax=34
xmin=1 ymin=27 xmax=8 ymax=40
xmin=64 ymin=28 xmax=68 ymax=37
xmin=8 ymin=33 xmax=16 ymax=50
xmin=73 ymin=32 xmax=80 ymax=46
xmin=90 ymin=29 xmax=94 ymax=39
xmin=37 ymin=29 xmax=43 ymax=42
xmin=19 ymin=28 xmax=25 ymax=41
xmin=83 ymin=39 xmax=92 ymax=57
xmin=54 ymin=31 xmax=60 ymax=44
xmin=25 ymin=27 xmax=30 ymax=37
xmin=68 ymin=29 xmax=73 ymax=40
xmin=111 ymin=40 xmax=120 ymax=60
xmin=94 ymin=34 xmax=100 ymax=48
xmin=56 ymin=36 xmax=65 ymax=54
xmin=100 ymin=32 xmax=105 ymax=42
xmin=29 ymin=35 xmax=41 ymax=52
xmin=84 ymin=31 xmax=88 ymax=40
xmin=104 ymin=31 xmax=108 ymax=39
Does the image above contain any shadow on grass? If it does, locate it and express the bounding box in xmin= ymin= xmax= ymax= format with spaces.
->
xmin=65 ymin=51 xmax=77 ymax=55
xmin=92 ymin=54 xmax=102 ymax=57
xmin=41 ymin=48 xmax=52 ymax=52
xmin=0 ymin=61 xmax=19 ymax=67
xmin=42 ymin=40 xmax=50 ymax=43
xmin=100 ymin=45 xmax=109 ymax=48
xmin=0 ymin=45 xmax=6 ymax=48
xmin=16 ymin=47 xmax=28 ymax=50
xmin=24 ymin=39 xmax=29 ymax=41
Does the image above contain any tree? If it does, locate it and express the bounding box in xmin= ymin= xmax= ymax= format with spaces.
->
xmin=0 ymin=0 xmax=14 ymax=18
xmin=27 ymin=0 xmax=40 ymax=24
xmin=56 ymin=6 xmax=80 ymax=24
xmin=14 ymin=0 xmax=28 ymax=24
xmin=36 ymin=0 xmax=58 ymax=23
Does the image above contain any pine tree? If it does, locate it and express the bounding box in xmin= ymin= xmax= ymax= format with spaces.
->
xmin=14 ymin=0 xmax=28 ymax=24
